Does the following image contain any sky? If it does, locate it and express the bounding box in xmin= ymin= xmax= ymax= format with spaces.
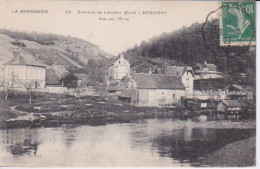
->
xmin=0 ymin=0 xmax=219 ymax=55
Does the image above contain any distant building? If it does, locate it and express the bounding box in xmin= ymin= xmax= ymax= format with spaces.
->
xmin=106 ymin=76 xmax=131 ymax=94
xmin=194 ymin=61 xmax=224 ymax=79
xmin=192 ymin=78 xmax=228 ymax=100
xmin=107 ymin=54 xmax=130 ymax=81
xmin=166 ymin=65 xmax=194 ymax=94
xmin=217 ymin=100 xmax=246 ymax=112
xmin=3 ymin=49 xmax=46 ymax=89
xmin=118 ymin=73 xmax=186 ymax=106
xmin=46 ymin=64 xmax=69 ymax=86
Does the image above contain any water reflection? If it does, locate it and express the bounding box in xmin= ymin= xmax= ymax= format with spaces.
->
xmin=1 ymin=128 xmax=40 ymax=156
xmin=0 ymin=119 xmax=255 ymax=167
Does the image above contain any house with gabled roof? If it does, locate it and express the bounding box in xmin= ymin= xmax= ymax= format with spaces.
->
xmin=165 ymin=65 xmax=194 ymax=94
xmin=119 ymin=73 xmax=186 ymax=106
xmin=3 ymin=49 xmax=46 ymax=89
xmin=107 ymin=54 xmax=130 ymax=81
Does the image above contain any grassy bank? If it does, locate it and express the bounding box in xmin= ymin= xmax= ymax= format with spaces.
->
xmin=0 ymin=91 xmax=73 ymax=126
xmin=1 ymin=92 xmax=183 ymax=128
xmin=199 ymin=136 xmax=256 ymax=167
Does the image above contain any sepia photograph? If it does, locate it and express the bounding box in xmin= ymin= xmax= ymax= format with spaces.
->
xmin=0 ymin=0 xmax=257 ymax=167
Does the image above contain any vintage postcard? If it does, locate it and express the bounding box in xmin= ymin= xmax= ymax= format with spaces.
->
xmin=0 ymin=0 xmax=257 ymax=167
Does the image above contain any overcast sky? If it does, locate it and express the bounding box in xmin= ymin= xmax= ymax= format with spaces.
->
xmin=0 ymin=0 xmax=218 ymax=55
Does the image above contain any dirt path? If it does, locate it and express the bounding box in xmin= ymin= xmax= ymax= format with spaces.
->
xmin=58 ymin=52 xmax=83 ymax=68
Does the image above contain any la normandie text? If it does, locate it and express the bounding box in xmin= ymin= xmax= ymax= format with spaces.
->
xmin=12 ymin=10 xmax=48 ymax=14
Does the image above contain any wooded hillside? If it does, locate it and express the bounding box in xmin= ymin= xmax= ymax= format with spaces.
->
xmin=122 ymin=18 xmax=255 ymax=77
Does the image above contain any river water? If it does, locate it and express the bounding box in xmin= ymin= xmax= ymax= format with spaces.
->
xmin=0 ymin=118 xmax=255 ymax=167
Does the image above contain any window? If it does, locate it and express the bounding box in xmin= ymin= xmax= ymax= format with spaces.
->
xmin=119 ymin=61 xmax=121 ymax=64
xmin=173 ymin=94 xmax=175 ymax=99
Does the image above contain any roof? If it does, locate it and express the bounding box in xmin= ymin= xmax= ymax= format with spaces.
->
xmin=133 ymin=73 xmax=185 ymax=90
xmin=107 ymin=54 xmax=129 ymax=67
xmin=46 ymin=69 xmax=61 ymax=85
xmin=228 ymin=85 xmax=242 ymax=91
xmin=118 ymin=88 xmax=137 ymax=98
xmin=51 ymin=64 xmax=69 ymax=79
xmin=166 ymin=66 xmax=194 ymax=77
xmin=204 ymin=63 xmax=217 ymax=71
xmin=4 ymin=51 xmax=46 ymax=68
xmin=107 ymin=80 xmax=129 ymax=91
xmin=220 ymin=100 xmax=246 ymax=107
xmin=195 ymin=62 xmax=218 ymax=72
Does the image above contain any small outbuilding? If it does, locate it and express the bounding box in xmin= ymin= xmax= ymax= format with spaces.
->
xmin=118 ymin=88 xmax=138 ymax=104
xmin=217 ymin=100 xmax=247 ymax=112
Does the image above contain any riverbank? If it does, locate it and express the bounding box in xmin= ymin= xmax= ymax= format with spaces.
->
xmin=0 ymin=92 xmax=73 ymax=127
xmin=0 ymin=92 xmax=256 ymax=129
xmin=199 ymin=136 xmax=256 ymax=167
xmin=0 ymin=92 xmax=183 ymax=129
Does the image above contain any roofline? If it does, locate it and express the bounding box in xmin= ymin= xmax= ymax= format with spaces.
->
xmin=26 ymin=64 xmax=46 ymax=68
xmin=138 ymin=87 xmax=185 ymax=90
xmin=219 ymin=100 xmax=246 ymax=107
xmin=4 ymin=63 xmax=46 ymax=68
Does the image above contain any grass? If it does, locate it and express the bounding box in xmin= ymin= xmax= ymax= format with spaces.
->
xmin=0 ymin=91 xmax=73 ymax=123
xmin=0 ymin=91 xmax=181 ymax=129
xmin=15 ymin=95 xmax=180 ymax=116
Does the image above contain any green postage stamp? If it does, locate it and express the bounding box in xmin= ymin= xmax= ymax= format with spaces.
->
xmin=220 ymin=1 xmax=256 ymax=46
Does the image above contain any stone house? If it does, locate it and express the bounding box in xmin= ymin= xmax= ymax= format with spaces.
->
xmin=118 ymin=73 xmax=186 ymax=106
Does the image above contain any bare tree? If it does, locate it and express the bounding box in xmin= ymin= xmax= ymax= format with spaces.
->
xmin=22 ymin=82 xmax=34 ymax=104
xmin=5 ymin=72 xmax=16 ymax=100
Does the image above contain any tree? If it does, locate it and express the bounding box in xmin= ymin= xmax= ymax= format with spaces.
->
xmin=22 ymin=83 xmax=34 ymax=104
xmin=5 ymin=72 xmax=15 ymax=100
xmin=86 ymin=59 xmax=106 ymax=86
xmin=62 ymin=73 xmax=78 ymax=90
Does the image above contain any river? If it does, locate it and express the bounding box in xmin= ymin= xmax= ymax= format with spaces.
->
xmin=0 ymin=118 xmax=255 ymax=167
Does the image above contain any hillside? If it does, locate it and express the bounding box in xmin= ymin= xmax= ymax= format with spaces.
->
xmin=0 ymin=29 xmax=113 ymax=70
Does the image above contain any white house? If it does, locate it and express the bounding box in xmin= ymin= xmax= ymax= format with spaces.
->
xmin=108 ymin=54 xmax=130 ymax=81
xmin=3 ymin=50 xmax=46 ymax=89
xmin=166 ymin=65 xmax=194 ymax=95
